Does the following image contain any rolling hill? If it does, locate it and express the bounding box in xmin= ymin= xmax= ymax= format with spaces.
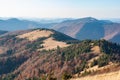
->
xmin=52 ymin=17 xmax=120 ymax=43
xmin=0 ymin=28 xmax=77 ymax=80
xmin=0 ymin=28 xmax=120 ymax=80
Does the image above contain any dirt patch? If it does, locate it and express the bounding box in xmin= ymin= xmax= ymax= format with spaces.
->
xmin=17 ymin=30 xmax=53 ymax=41
xmin=0 ymin=47 xmax=7 ymax=54
xmin=0 ymin=48 xmax=3 ymax=54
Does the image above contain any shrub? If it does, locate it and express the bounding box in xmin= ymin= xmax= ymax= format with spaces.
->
xmin=62 ymin=73 xmax=72 ymax=80
xmin=90 ymin=59 xmax=98 ymax=67
xmin=98 ymin=54 xmax=110 ymax=67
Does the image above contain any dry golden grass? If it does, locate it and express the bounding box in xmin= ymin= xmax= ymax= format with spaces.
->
xmin=17 ymin=30 xmax=53 ymax=41
xmin=17 ymin=29 xmax=69 ymax=50
xmin=72 ymin=63 xmax=120 ymax=80
xmin=71 ymin=70 xmax=120 ymax=80
xmin=39 ymin=38 xmax=69 ymax=50
xmin=91 ymin=46 xmax=100 ymax=53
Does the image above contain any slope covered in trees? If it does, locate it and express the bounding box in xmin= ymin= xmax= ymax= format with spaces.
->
xmin=0 ymin=28 xmax=120 ymax=80
xmin=0 ymin=28 xmax=77 ymax=79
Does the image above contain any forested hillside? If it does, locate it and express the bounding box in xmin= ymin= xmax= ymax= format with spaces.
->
xmin=0 ymin=28 xmax=119 ymax=80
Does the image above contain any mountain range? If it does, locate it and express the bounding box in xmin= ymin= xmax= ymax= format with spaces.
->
xmin=52 ymin=17 xmax=120 ymax=43
xmin=0 ymin=18 xmax=56 ymax=31
xmin=0 ymin=17 xmax=120 ymax=44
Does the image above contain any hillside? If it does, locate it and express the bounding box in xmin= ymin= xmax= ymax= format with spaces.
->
xmin=0 ymin=28 xmax=78 ymax=79
xmin=0 ymin=28 xmax=76 ymax=55
xmin=52 ymin=17 xmax=120 ymax=43
xmin=0 ymin=28 xmax=119 ymax=80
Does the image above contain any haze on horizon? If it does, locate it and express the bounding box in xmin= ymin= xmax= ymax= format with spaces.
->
xmin=0 ymin=0 xmax=120 ymax=18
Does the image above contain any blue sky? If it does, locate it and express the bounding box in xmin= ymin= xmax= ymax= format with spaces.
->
xmin=0 ymin=0 xmax=120 ymax=18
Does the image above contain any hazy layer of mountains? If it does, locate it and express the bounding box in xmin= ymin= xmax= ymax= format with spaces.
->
xmin=0 ymin=30 xmax=8 ymax=35
xmin=0 ymin=18 xmax=56 ymax=31
xmin=0 ymin=17 xmax=120 ymax=43
xmin=52 ymin=17 xmax=120 ymax=43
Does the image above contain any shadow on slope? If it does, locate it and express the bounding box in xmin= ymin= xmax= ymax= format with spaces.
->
xmin=76 ymin=22 xmax=105 ymax=40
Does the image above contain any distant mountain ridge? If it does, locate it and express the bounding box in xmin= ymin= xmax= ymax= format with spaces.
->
xmin=0 ymin=17 xmax=120 ymax=43
xmin=0 ymin=30 xmax=8 ymax=35
xmin=52 ymin=17 xmax=120 ymax=43
xmin=0 ymin=18 xmax=56 ymax=31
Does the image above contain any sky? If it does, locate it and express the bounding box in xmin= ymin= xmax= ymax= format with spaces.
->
xmin=0 ymin=0 xmax=120 ymax=18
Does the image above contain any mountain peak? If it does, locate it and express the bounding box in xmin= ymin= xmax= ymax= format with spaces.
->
xmin=7 ymin=18 xmax=20 ymax=21
xmin=78 ymin=17 xmax=98 ymax=22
